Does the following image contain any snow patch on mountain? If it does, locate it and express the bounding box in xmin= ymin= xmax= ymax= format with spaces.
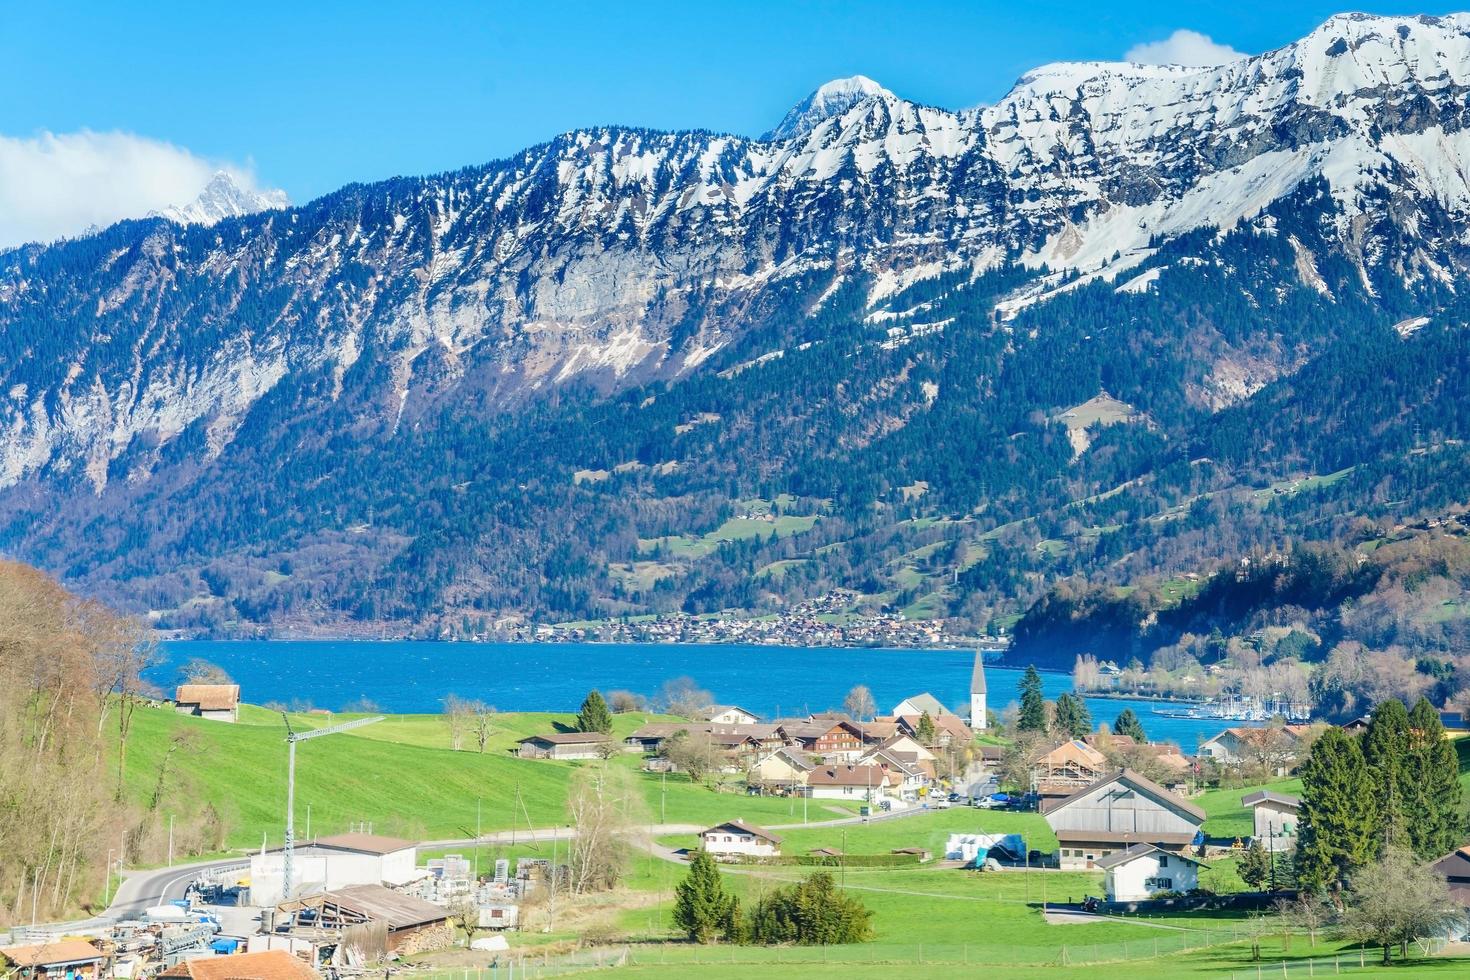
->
xmin=153 ymin=171 xmax=289 ymax=226
xmin=765 ymin=75 xmax=896 ymax=142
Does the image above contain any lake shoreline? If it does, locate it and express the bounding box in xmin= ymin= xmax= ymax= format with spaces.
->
xmin=151 ymin=638 xmax=1253 ymax=747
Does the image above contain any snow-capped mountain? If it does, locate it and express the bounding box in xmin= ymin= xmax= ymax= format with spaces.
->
xmin=9 ymin=12 xmax=1470 ymax=493
xmin=5 ymin=13 xmax=1470 ymax=630
xmin=764 ymin=75 xmax=897 ymax=141
xmin=152 ymin=170 xmax=289 ymax=226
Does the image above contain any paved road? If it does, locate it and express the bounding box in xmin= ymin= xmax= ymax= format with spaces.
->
xmin=39 ymin=856 xmax=248 ymax=934
xmin=41 ymin=804 xmax=929 ymax=932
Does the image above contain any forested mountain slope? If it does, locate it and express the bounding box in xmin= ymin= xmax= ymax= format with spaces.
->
xmin=3 ymin=13 xmax=1470 ymax=638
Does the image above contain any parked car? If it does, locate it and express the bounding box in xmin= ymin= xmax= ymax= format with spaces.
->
xmin=929 ymin=797 xmax=952 ymax=809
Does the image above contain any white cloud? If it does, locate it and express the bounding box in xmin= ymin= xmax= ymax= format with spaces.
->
xmin=0 ymin=130 xmax=276 ymax=249
xmin=1125 ymin=29 xmax=1248 ymax=67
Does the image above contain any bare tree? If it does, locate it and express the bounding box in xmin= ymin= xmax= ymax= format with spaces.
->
xmin=469 ymin=701 xmax=497 ymax=753
xmin=449 ymin=895 xmax=481 ymax=939
xmin=1276 ymin=894 xmax=1333 ymax=948
xmin=178 ymin=658 xmax=232 ymax=685
xmin=565 ymin=764 xmax=647 ymax=894
xmin=443 ymin=694 xmax=472 ymax=750
xmin=661 ymin=729 xmax=720 ymax=785
xmin=842 ymin=685 xmax=876 ymax=722
xmin=1343 ymin=846 xmax=1466 ymax=964
xmin=607 ymin=690 xmax=645 ymax=713
xmin=659 ymin=677 xmax=713 ymax=718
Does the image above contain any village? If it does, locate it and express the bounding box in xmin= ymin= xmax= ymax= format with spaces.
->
xmin=6 ymin=654 xmax=1470 ymax=980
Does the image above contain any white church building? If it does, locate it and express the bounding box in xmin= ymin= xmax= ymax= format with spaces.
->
xmin=970 ymin=649 xmax=987 ymax=730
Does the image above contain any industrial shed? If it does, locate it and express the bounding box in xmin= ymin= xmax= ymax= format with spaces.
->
xmin=276 ymin=884 xmax=452 ymax=955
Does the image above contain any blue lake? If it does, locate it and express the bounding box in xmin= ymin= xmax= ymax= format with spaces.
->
xmin=154 ymin=640 xmax=1252 ymax=750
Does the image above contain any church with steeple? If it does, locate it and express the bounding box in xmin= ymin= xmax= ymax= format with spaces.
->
xmin=970 ymin=649 xmax=987 ymax=730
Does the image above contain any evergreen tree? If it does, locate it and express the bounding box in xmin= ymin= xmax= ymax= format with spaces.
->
xmin=1360 ymin=698 xmax=1411 ymax=850
xmin=672 ymin=850 xmax=734 ymax=943
xmin=1112 ymin=708 xmax=1147 ymax=743
xmin=917 ymin=711 xmax=937 ymax=745
xmin=1404 ymin=698 xmax=1462 ymax=860
xmin=1296 ymin=728 xmax=1379 ymax=893
xmin=1239 ymin=838 xmax=1271 ymax=891
xmin=575 ymin=689 xmax=614 ymax=734
xmin=1053 ymin=693 xmax=1091 ymax=739
xmin=1018 ymin=665 xmax=1047 ymax=732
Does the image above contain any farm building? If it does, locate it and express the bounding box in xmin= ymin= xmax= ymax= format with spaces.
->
xmin=1433 ymin=847 xmax=1470 ymax=911
xmin=1098 ymin=844 xmax=1207 ymax=901
xmin=160 ymin=950 xmax=320 ymax=980
xmin=701 ymin=819 xmax=782 ymax=858
xmin=516 ymin=732 xmax=612 ymax=759
xmin=0 ymin=941 xmax=105 ymax=980
xmin=248 ymin=833 xmax=419 ymax=906
xmin=1042 ymin=769 xmax=1205 ymax=870
xmin=275 ymin=884 xmax=452 ymax=955
xmin=1241 ymin=790 xmax=1300 ymax=851
xmin=174 ymin=684 xmax=240 ymax=722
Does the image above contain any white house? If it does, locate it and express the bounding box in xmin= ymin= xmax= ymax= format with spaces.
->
xmin=248 ymin=832 xmax=419 ymax=906
xmin=1042 ymin=769 xmax=1205 ymax=870
xmin=1241 ymin=790 xmax=1301 ymax=851
xmin=1097 ymin=843 xmax=1207 ymax=901
xmin=700 ymin=820 xmax=781 ymax=859
xmin=890 ymin=693 xmax=949 ymax=718
xmin=696 ymin=705 xmax=760 ymax=725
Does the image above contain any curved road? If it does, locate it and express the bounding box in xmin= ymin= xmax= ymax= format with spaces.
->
xmin=43 ymin=804 xmax=928 ymax=933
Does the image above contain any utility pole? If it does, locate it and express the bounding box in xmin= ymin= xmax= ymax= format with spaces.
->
xmin=306 ymin=804 xmax=311 ymax=842
xmin=282 ymin=713 xmax=383 ymax=900
xmin=475 ymin=797 xmax=481 ymax=881
xmin=167 ymin=815 xmax=174 ymax=868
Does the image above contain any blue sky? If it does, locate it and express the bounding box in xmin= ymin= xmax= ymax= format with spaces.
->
xmin=0 ymin=0 xmax=1464 ymax=241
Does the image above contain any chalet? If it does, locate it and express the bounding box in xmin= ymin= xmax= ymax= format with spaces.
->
xmin=773 ymin=719 xmax=829 ymax=750
xmin=1441 ymin=711 xmax=1470 ymax=735
xmin=700 ymin=820 xmax=781 ymax=859
xmin=696 ymin=705 xmax=760 ymax=725
xmin=1432 ymin=847 xmax=1470 ymax=910
xmin=0 ymin=941 xmax=105 ymax=980
xmin=1241 ymin=790 xmax=1300 ymax=851
xmin=806 ymin=763 xmax=895 ymax=801
xmin=516 ymin=732 xmax=611 ymax=760
xmin=174 ymin=684 xmax=240 ymax=722
xmin=1340 ymin=716 xmax=1372 ymax=735
xmin=893 ymin=712 xmax=972 ymax=747
xmin=275 ymin=884 xmax=452 ymax=954
xmin=811 ymin=721 xmax=867 ymax=761
xmin=1042 ymin=769 xmax=1206 ymax=870
xmin=891 ymin=693 xmax=950 ymax=717
xmin=248 ymin=832 xmax=419 ymax=906
xmin=749 ymin=748 xmax=816 ymax=790
xmin=1098 ymin=844 xmax=1207 ymax=901
xmin=160 ymin=950 xmax=320 ymax=980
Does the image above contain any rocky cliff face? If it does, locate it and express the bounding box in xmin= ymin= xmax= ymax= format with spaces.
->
xmin=5 ymin=14 xmax=1470 ymax=493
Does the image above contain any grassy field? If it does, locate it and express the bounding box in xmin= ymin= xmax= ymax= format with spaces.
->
xmin=124 ymin=705 xmax=1470 ymax=977
xmin=120 ymin=704 xmax=861 ymax=849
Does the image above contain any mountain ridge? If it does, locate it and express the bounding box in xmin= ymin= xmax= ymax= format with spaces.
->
xmin=2 ymin=13 xmax=1470 ymax=637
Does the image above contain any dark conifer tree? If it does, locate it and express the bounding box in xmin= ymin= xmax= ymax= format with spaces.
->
xmin=1404 ymin=698 xmax=1462 ymax=860
xmin=1019 ymin=666 xmax=1047 ymax=732
xmin=1296 ymin=728 xmax=1378 ymax=893
xmin=1112 ymin=708 xmax=1147 ymax=743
